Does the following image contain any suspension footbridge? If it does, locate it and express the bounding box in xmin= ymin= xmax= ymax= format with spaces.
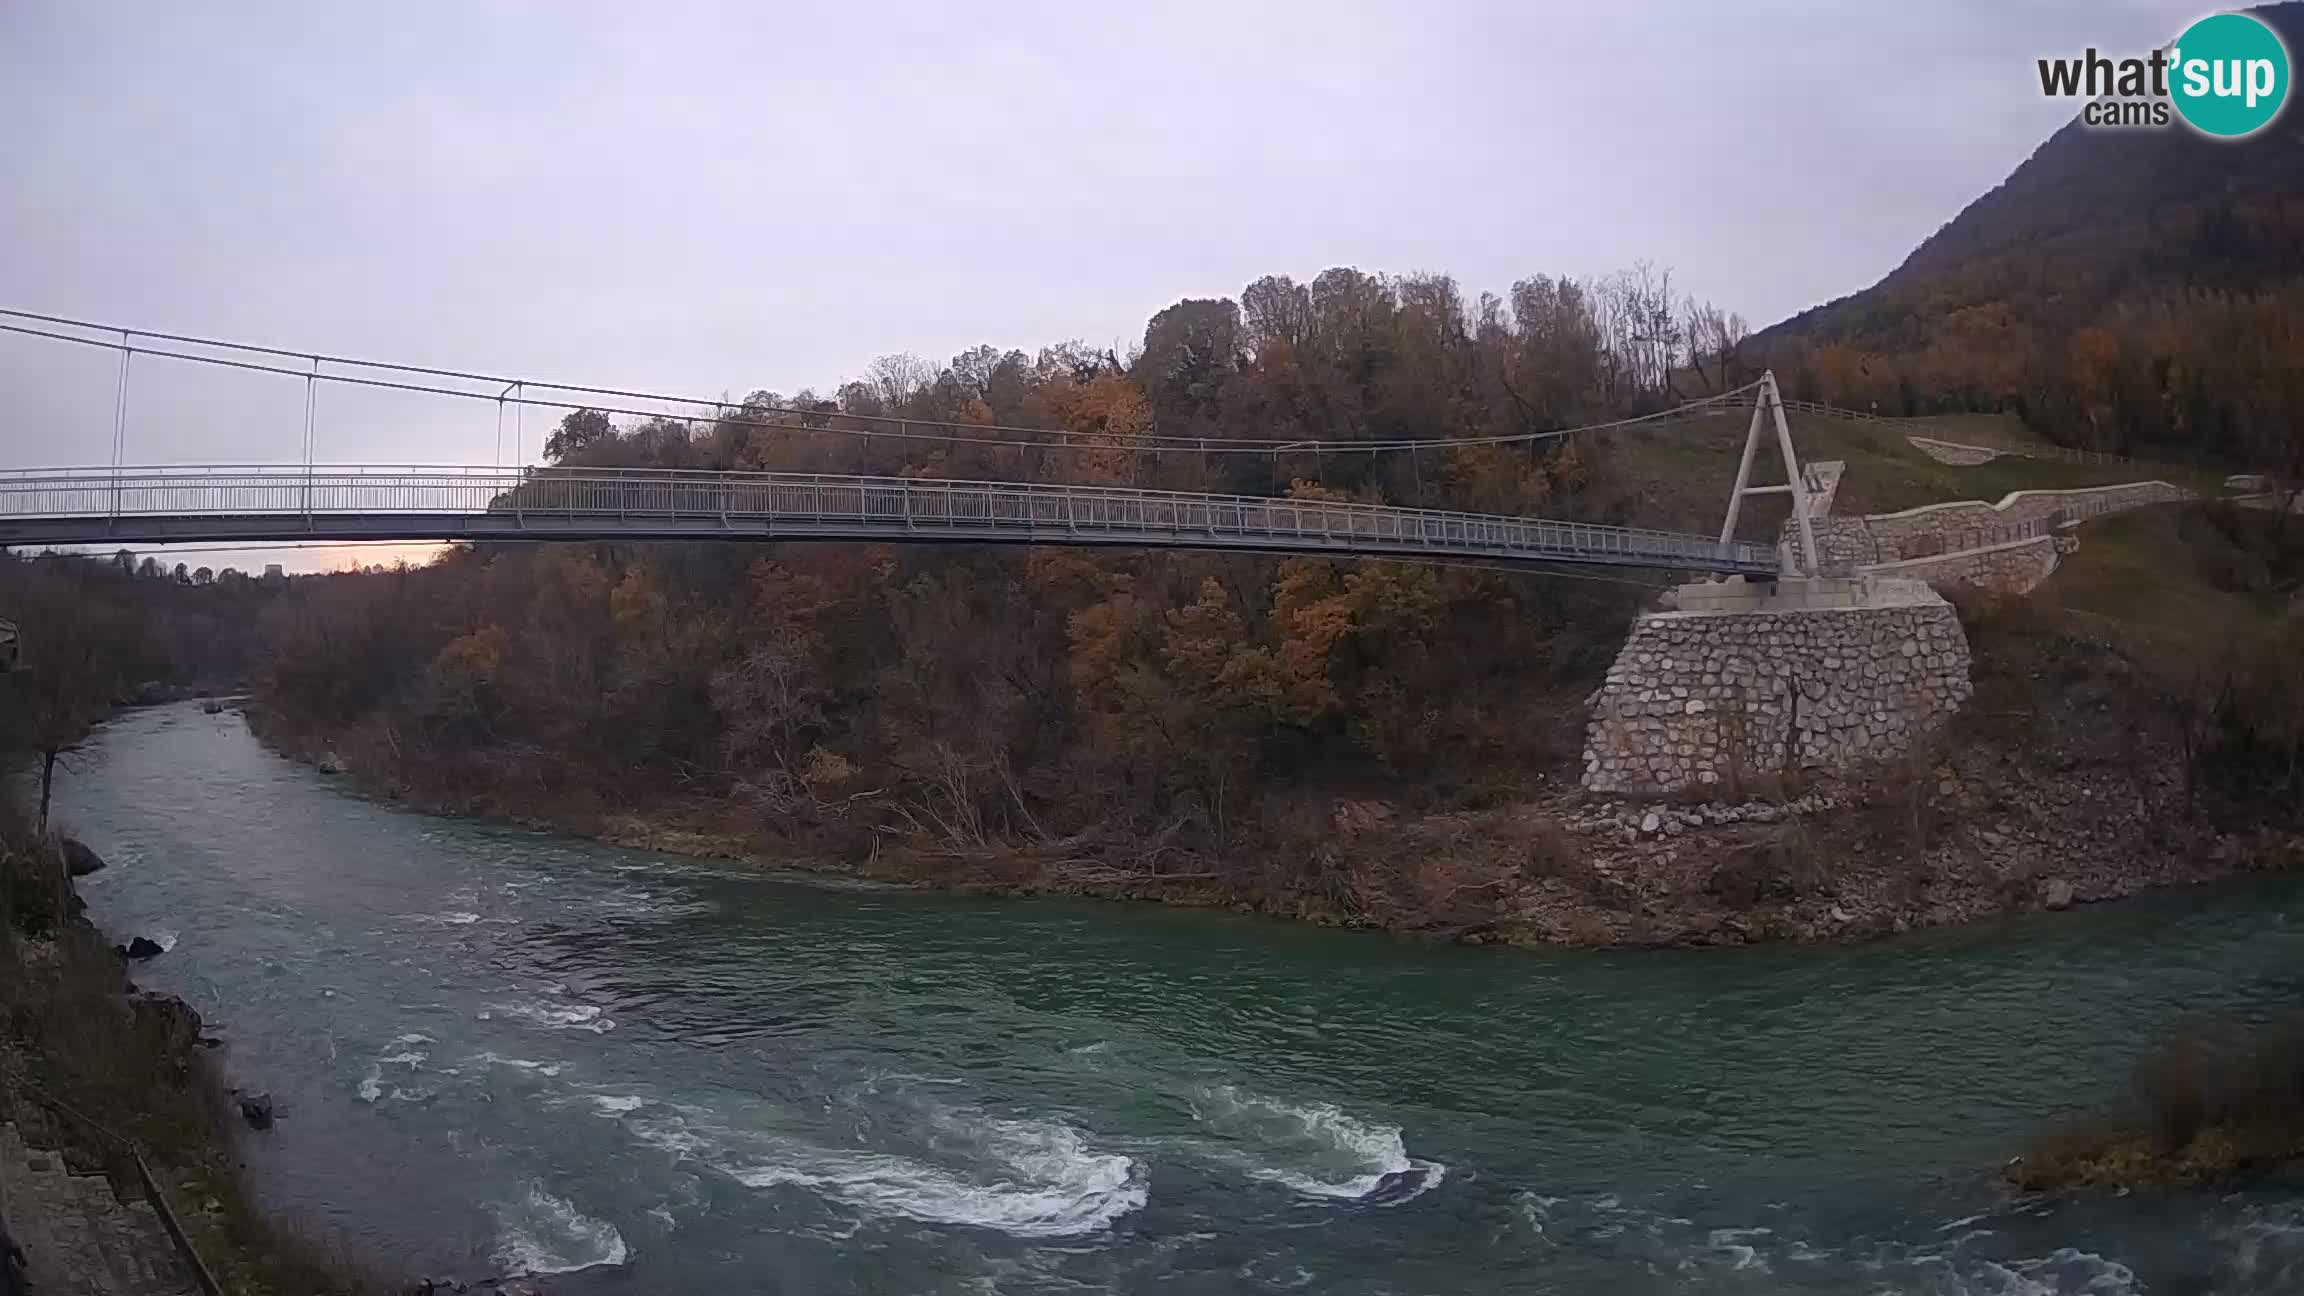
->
xmin=0 ymin=310 xmax=1817 ymax=576
xmin=0 ymin=465 xmax=1780 ymax=573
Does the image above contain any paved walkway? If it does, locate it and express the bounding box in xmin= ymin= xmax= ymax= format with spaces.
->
xmin=0 ymin=1123 xmax=194 ymax=1296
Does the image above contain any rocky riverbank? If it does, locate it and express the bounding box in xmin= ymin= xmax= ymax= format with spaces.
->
xmin=244 ymin=614 xmax=2303 ymax=950
xmin=0 ymin=824 xmax=555 ymax=1295
xmin=0 ymin=835 xmax=347 ymax=1292
xmin=2006 ymin=1018 xmax=2304 ymax=1194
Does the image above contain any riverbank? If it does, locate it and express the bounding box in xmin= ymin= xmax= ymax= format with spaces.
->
xmin=0 ymin=815 xmax=390 ymax=1295
xmin=242 ymin=597 xmax=2302 ymax=949
xmin=53 ymin=697 xmax=2304 ymax=1292
xmin=2008 ymin=1018 xmax=2304 ymax=1194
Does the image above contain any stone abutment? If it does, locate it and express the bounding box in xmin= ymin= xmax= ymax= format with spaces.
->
xmin=1581 ymin=577 xmax=1972 ymax=797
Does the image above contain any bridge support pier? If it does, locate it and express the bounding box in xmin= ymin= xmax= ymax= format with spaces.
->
xmin=1580 ymin=576 xmax=1972 ymax=798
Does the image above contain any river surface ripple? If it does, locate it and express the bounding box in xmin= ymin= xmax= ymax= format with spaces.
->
xmin=47 ymin=702 xmax=2304 ymax=1293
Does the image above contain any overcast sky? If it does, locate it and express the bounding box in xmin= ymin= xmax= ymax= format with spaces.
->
xmin=1 ymin=0 xmax=2203 ymax=568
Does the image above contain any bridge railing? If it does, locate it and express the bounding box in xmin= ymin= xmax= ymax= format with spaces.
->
xmin=0 ymin=465 xmax=1779 ymax=571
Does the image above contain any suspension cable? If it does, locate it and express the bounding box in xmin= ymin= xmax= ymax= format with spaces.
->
xmin=0 ymin=310 xmax=1762 ymax=458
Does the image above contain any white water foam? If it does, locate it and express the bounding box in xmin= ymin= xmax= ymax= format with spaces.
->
xmin=357 ymin=1040 xmax=433 ymax=1104
xmin=474 ymin=1053 xmax=567 ymax=1078
xmin=2224 ymin=1202 xmax=2304 ymax=1291
xmin=1188 ymin=1084 xmax=1445 ymax=1205
xmin=1935 ymin=1247 xmax=2139 ymax=1295
xmin=1707 ymin=1225 xmax=1773 ymax=1274
xmin=589 ymin=1094 xmax=647 ymax=1116
xmin=492 ymin=1182 xmax=629 ymax=1276
xmin=1537 ymin=1196 xmax=2146 ymax=1296
xmin=487 ymin=999 xmax=615 ymax=1034
xmin=1510 ymin=1191 xmax=1850 ymax=1280
xmin=356 ymin=1069 xmax=435 ymax=1104
xmin=627 ymin=1104 xmax=1145 ymax=1238
xmin=591 ymin=885 xmax=714 ymax=921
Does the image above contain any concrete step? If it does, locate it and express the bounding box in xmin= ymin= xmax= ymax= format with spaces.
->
xmin=0 ymin=1124 xmax=53 ymax=1291
xmin=0 ymin=1122 xmax=197 ymax=1296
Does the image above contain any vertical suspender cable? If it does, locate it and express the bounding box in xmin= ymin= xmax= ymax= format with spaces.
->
xmin=303 ymin=356 xmax=318 ymax=526
xmin=110 ymin=332 xmax=132 ymax=524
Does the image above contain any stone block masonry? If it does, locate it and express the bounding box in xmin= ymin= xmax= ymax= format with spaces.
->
xmin=1582 ymin=577 xmax=1972 ymax=797
xmin=1864 ymin=534 xmax=2068 ymax=596
xmin=1785 ymin=482 xmax=2190 ymax=565
xmin=1857 ymin=482 xmax=2188 ymax=559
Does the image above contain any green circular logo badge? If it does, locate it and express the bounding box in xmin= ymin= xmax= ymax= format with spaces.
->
xmin=2170 ymin=11 xmax=2291 ymax=138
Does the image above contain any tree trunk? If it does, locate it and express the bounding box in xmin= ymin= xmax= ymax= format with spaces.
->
xmin=37 ymin=749 xmax=55 ymax=835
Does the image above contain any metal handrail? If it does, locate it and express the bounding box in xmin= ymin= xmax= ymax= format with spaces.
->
xmin=0 ymin=461 xmax=1794 ymax=530
xmin=1860 ymin=483 xmax=2191 ymax=566
xmin=0 ymin=464 xmax=1781 ymax=572
xmin=10 ymin=1079 xmax=225 ymax=1296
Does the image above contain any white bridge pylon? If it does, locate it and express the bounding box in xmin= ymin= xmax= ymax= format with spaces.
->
xmin=1716 ymin=371 xmax=1821 ymax=578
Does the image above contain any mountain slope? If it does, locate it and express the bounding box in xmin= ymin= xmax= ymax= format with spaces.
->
xmin=1752 ymin=3 xmax=2304 ymax=472
xmin=1765 ymin=1 xmax=2304 ymax=355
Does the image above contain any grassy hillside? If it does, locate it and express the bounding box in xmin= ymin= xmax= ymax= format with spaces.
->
xmin=1593 ymin=411 xmax=2219 ymax=540
xmin=2032 ymin=504 xmax=2301 ymax=658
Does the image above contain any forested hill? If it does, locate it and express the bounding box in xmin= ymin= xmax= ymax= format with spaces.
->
xmin=1756 ymin=1 xmax=2304 ymax=473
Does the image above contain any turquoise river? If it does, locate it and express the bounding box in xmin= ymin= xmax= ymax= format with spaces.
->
xmin=47 ymin=702 xmax=2304 ymax=1293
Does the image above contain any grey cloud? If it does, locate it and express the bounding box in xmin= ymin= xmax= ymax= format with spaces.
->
xmin=0 ymin=0 xmax=2204 ymax=565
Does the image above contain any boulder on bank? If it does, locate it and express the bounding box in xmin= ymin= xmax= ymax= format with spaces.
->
xmin=59 ymin=837 xmax=106 ymax=878
xmin=237 ymin=1091 xmax=275 ymax=1129
xmin=128 ymin=991 xmax=203 ymax=1059
xmin=2043 ymin=878 xmax=2076 ymax=911
xmin=122 ymin=936 xmax=165 ymax=960
xmin=317 ymin=750 xmax=348 ymax=775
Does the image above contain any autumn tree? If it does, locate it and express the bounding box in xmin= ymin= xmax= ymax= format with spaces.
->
xmin=545 ymin=408 xmax=616 ymax=462
xmin=1242 ymin=275 xmax=1315 ymax=354
xmin=1 ymin=563 xmax=127 ymax=832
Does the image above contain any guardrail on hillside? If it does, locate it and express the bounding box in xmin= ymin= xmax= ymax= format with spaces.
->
xmin=11 ymin=1079 xmax=224 ymax=1296
xmin=1696 ymin=392 xmax=2156 ymax=469
xmin=1904 ymin=435 xmax=2144 ymax=469
xmin=1858 ymin=483 xmax=2193 ymax=565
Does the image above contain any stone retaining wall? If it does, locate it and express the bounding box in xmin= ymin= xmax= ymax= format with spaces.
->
xmin=1806 ymin=516 xmax=1879 ymax=566
xmin=1866 ymin=481 xmax=2189 ymax=556
xmin=1861 ymin=534 xmax=2066 ymax=596
xmin=1582 ymin=581 xmax=1972 ymax=797
xmin=1788 ymin=481 xmax=2189 ymax=565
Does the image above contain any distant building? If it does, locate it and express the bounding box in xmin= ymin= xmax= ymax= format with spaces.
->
xmin=262 ymin=564 xmax=287 ymax=587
